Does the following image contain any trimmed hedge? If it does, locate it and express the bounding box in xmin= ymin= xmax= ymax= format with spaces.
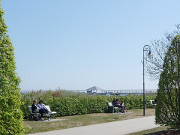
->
xmin=21 ymin=90 xmax=156 ymax=118
xmin=50 ymin=96 xmax=108 ymax=116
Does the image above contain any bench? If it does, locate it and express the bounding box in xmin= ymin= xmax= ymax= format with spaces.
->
xmin=28 ymin=105 xmax=57 ymax=120
xmin=107 ymin=102 xmax=122 ymax=113
xmin=150 ymin=100 xmax=157 ymax=106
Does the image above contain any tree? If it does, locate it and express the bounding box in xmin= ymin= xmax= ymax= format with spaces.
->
xmin=156 ymin=35 xmax=180 ymax=129
xmin=146 ymin=25 xmax=180 ymax=79
xmin=0 ymin=1 xmax=24 ymax=134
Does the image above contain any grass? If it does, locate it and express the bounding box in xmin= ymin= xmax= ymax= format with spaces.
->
xmin=24 ymin=108 xmax=155 ymax=134
xmin=128 ymin=126 xmax=169 ymax=135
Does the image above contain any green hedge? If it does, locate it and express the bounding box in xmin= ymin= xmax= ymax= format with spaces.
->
xmin=50 ymin=96 xmax=108 ymax=116
xmin=21 ymin=91 xmax=156 ymax=118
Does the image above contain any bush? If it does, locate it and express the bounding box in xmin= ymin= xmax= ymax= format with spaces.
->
xmin=20 ymin=90 xmax=156 ymax=118
xmin=50 ymin=96 xmax=108 ymax=116
xmin=0 ymin=4 xmax=24 ymax=134
xmin=156 ymin=35 xmax=180 ymax=129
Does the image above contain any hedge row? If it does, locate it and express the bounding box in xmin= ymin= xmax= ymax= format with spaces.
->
xmin=50 ymin=96 xmax=108 ymax=116
xmin=21 ymin=92 xmax=156 ymax=118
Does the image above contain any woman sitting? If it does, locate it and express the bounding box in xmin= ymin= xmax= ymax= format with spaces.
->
xmin=115 ymin=99 xmax=126 ymax=113
xmin=37 ymin=100 xmax=50 ymax=120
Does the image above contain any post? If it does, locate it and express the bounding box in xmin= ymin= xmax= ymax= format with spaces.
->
xmin=143 ymin=47 xmax=145 ymax=116
xmin=142 ymin=45 xmax=152 ymax=116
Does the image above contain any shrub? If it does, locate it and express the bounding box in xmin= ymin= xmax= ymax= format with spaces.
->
xmin=50 ymin=96 xmax=108 ymax=116
xmin=0 ymin=3 xmax=24 ymax=134
xmin=156 ymin=35 xmax=180 ymax=129
xmin=21 ymin=90 xmax=156 ymax=118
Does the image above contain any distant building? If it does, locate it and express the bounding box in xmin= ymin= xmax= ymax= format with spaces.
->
xmin=86 ymin=86 xmax=103 ymax=94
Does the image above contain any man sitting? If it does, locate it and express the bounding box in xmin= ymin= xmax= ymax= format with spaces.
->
xmin=31 ymin=99 xmax=39 ymax=121
xmin=112 ymin=98 xmax=116 ymax=106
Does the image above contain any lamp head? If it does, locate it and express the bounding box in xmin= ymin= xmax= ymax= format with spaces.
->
xmin=148 ymin=50 xmax=151 ymax=55
xmin=148 ymin=50 xmax=153 ymax=58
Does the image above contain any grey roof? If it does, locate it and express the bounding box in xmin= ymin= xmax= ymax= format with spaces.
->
xmin=86 ymin=86 xmax=103 ymax=91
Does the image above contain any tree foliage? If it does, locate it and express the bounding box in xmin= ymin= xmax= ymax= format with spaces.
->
xmin=156 ymin=35 xmax=180 ymax=129
xmin=0 ymin=2 xmax=24 ymax=134
xmin=146 ymin=25 xmax=180 ymax=79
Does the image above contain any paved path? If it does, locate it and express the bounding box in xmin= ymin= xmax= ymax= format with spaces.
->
xmin=28 ymin=116 xmax=159 ymax=135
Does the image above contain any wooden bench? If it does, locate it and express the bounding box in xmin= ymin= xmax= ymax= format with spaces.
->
xmin=28 ymin=105 xmax=57 ymax=120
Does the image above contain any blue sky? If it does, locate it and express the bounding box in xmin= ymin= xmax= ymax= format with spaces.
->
xmin=1 ymin=0 xmax=180 ymax=91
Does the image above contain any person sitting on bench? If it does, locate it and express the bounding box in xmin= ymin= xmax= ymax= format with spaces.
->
xmin=37 ymin=100 xmax=50 ymax=120
xmin=112 ymin=98 xmax=116 ymax=106
xmin=32 ymin=100 xmax=39 ymax=113
xmin=115 ymin=99 xmax=125 ymax=113
xmin=31 ymin=99 xmax=40 ymax=120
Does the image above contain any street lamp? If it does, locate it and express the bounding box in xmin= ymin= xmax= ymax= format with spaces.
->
xmin=143 ymin=45 xmax=152 ymax=116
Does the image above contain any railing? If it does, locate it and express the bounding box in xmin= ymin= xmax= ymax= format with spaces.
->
xmin=73 ymin=89 xmax=157 ymax=95
xmin=21 ymin=89 xmax=157 ymax=95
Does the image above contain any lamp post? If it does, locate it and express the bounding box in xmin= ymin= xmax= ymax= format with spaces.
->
xmin=143 ymin=45 xmax=152 ymax=116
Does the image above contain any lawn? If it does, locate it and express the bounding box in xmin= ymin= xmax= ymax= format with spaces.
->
xmin=24 ymin=108 xmax=155 ymax=134
xmin=128 ymin=126 xmax=169 ymax=135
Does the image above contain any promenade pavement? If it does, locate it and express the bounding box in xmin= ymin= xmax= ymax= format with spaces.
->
xmin=28 ymin=116 xmax=159 ymax=135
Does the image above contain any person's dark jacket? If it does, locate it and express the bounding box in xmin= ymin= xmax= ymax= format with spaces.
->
xmin=32 ymin=104 xmax=38 ymax=113
xmin=112 ymin=100 xmax=116 ymax=106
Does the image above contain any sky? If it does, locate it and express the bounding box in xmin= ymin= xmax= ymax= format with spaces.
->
xmin=1 ymin=0 xmax=180 ymax=91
